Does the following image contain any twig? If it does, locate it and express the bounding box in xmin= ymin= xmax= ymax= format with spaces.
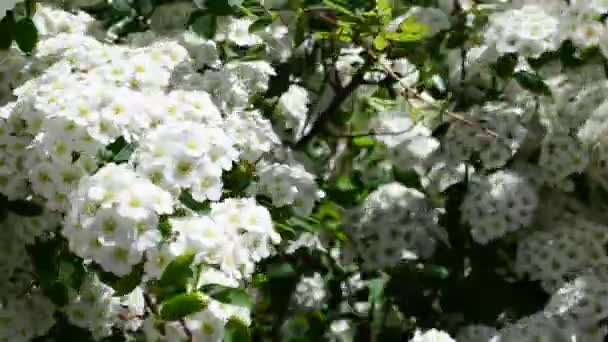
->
xmin=294 ymin=63 xmax=371 ymax=148
xmin=365 ymin=48 xmax=500 ymax=139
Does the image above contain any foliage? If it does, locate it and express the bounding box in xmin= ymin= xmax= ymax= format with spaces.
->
xmin=1 ymin=0 xmax=608 ymax=341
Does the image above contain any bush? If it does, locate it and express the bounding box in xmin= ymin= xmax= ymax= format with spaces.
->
xmin=1 ymin=0 xmax=608 ymax=341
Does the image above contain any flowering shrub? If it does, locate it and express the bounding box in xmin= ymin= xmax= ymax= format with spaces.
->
xmin=3 ymin=0 xmax=608 ymax=341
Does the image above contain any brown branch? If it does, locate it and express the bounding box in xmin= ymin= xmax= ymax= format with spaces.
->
xmin=294 ymin=63 xmax=371 ymax=148
xmin=364 ymin=48 xmax=500 ymax=139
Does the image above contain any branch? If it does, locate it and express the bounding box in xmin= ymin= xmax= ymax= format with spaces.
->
xmin=294 ymin=63 xmax=370 ymax=149
xmin=365 ymin=48 xmax=500 ymax=139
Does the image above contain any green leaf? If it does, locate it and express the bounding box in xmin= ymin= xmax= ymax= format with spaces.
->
xmin=322 ymin=0 xmax=356 ymax=17
xmin=224 ymin=318 xmax=251 ymax=342
xmin=376 ymin=0 xmax=392 ymax=25
xmin=201 ymin=285 xmax=253 ymax=309
xmin=178 ymin=190 xmax=211 ymax=214
xmin=352 ymin=136 xmax=376 ymax=148
xmin=336 ymin=22 xmax=354 ymax=42
xmin=385 ymin=16 xmax=430 ymax=43
xmin=112 ymin=0 xmax=132 ymax=13
xmin=110 ymin=264 xmax=144 ymax=296
xmin=112 ymin=142 xmax=137 ymax=163
xmin=0 ymin=12 xmax=15 ymax=50
xmin=249 ymin=15 xmax=272 ymax=33
xmin=191 ymin=14 xmax=217 ymax=39
xmin=197 ymin=0 xmax=239 ymax=16
xmin=493 ymin=53 xmax=517 ymax=78
xmin=294 ymin=13 xmax=309 ymax=48
xmin=373 ymin=34 xmax=387 ymax=51
xmin=160 ymin=292 xmax=208 ymax=321
xmin=267 ymin=262 xmax=297 ymax=279
xmin=157 ymin=252 xmax=195 ymax=299
xmin=513 ymin=71 xmax=552 ymax=96
xmin=14 ymin=18 xmax=38 ymax=53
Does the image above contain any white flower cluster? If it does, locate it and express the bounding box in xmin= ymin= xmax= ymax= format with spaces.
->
xmin=0 ymin=3 xmax=290 ymax=340
xmin=443 ymin=102 xmax=528 ymax=169
xmin=64 ymin=163 xmax=174 ymax=276
xmin=343 ymin=183 xmax=441 ymax=270
xmin=148 ymin=198 xmax=280 ymax=281
xmin=293 ymin=272 xmax=327 ymax=310
xmin=409 ymin=329 xmax=456 ymax=342
xmin=255 ymin=161 xmax=324 ymax=216
xmin=135 ymin=122 xmax=238 ymax=202
xmin=515 ymin=214 xmax=608 ymax=292
xmin=64 ymin=275 xmax=144 ymax=339
xmin=0 ymin=290 xmax=56 ymax=342
xmin=461 ymin=170 xmax=538 ymax=244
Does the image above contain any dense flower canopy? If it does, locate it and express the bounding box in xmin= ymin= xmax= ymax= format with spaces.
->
xmin=2 ymin=0 xmax=608 ymax=341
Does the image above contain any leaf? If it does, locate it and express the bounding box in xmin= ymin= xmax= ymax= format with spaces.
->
xmin=197 ymin=0 xmax=239 ymax=16
xmin=266 ymin=262 xmax=297 ymax=279
xmin=249 ymin=15 xmax=272 ymax=33
xmin=112 ymin=142 xmax=137 ymax=163
xmin=0 ymin=12 xmax=15 ymax=50
xmin=493 ymin=53 xmax=517 ymax=78
xmin=322 ymin=0 xmax=356 ymax=17
xmin=513 ymin=71 xmax=552 ymax=96
xmin=160 ymin=292 xmax=208 ymax=321
xmin=294 ymin=13 xmax=308 ymax=48
xmin=375 ymin=0 xmax=392 ymax=25
xmin=14 ymin=18 xmax=38 ymax=53
xmin=112 ymin=0 xmax=132 ymax=13
xmin=224 ymin=318 xmax=251 ymax=342
xmin=178 ymin=190 xmax=211 ymax=214
xmin=336 ymin=22 xmax=353 ymax=42
xmin=385 ymin=16 xmax=430 ymax=43
xmin=7 ymin=199 xmax=44 ymax=216
xmin=110 ymin=264 xmax=144 ymax=296
xmin=201 ymin=285 xmax=253 ymax=309
xmin=191 ymin=14 xmax=217 ymax=39
xmin=373 ymin=34 xmax=387 ymax=51
xmin=157 ymin=252 xmax=196 ymax=299
xmin=352 ymin=136 xmax=376 ymax=148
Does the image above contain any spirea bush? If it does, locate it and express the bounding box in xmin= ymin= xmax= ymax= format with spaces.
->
xmin=3 ymin=0 xmax=608 ymax=341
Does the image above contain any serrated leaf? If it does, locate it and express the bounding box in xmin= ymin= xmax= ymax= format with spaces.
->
xmin=201 ymin=285 xmax=253 ymax=309
xmin=513 ymin=71 xmax=552 ymax=96
xmin=14 ymin=18 xmax=37 ymax=53
xmin=224 ymin=318 xmax=251 ymax=342
xmin=0 ymin=12 xmax=15 ymax=50
xmin=160 ymin=292 xmax=208 ymax=321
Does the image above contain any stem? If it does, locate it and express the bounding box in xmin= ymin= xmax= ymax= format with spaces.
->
xmin=294 ymin=64 xmax=370 ymax=149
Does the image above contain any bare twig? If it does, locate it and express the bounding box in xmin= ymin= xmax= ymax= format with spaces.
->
xmin=365 ymin=48 xmax=500 ymax=139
